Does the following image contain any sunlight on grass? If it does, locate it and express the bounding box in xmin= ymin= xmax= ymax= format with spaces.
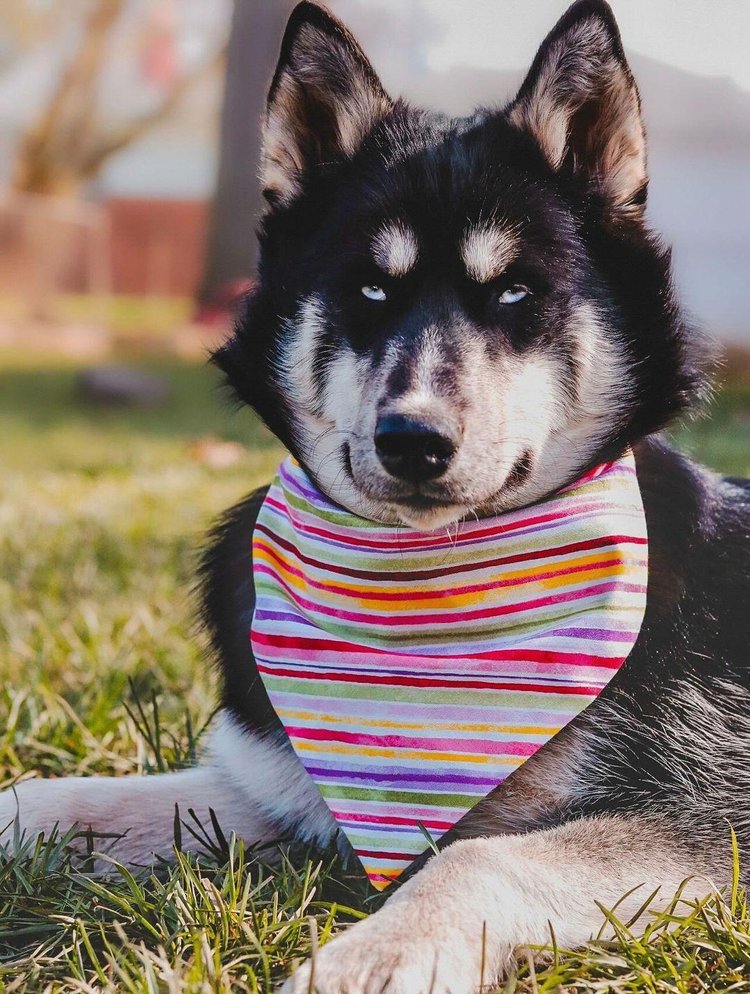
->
xmin=2 ymin=351 xmax=750 ymax=990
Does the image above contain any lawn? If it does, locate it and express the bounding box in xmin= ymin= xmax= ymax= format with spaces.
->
xmin=2 ymin=351 xmax=750 ymax=992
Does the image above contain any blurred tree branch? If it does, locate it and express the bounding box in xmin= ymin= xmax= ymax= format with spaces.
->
xmin=11 ymin=0 xmax=227 ymax=197
xmin=76 ymin=46 xmax=226 ymax=184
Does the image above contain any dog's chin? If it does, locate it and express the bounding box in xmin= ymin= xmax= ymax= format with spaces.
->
xmin=388 ymin=499 xmax=468 ymax=531
xmin=339 ymin=481 xmax=470 ymax=530
xmin=345 ymin=479 xmax=511 ymax=531
xmin=336 ymin=455 xmax=535 ymax=531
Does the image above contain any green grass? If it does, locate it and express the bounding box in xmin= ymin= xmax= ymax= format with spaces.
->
xmin=2 ymin=352 xmax=750 ymax=991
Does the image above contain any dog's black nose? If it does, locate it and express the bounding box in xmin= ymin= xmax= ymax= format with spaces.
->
xmin=374 ymin=414 xmax=458 ymax=484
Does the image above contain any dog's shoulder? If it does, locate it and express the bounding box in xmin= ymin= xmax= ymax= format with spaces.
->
xmin=636 ymin=436 xmax=750 ymax=562
xmin=634 ymin=434 xmax=750 ymax=649
xmin=198 ymin=485 xmax=282 ymax=734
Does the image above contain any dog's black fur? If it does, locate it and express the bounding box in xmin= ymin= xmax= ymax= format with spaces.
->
xmin=200 ymin=0 xmax=750 ymax=880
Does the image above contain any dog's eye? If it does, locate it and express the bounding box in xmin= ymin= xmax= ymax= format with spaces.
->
xmin=499 ymin=285 xmax=531 ymax=305
xmin=361 ymin=285 xmax=387 ymax=302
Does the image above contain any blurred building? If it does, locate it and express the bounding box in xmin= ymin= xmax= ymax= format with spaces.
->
xmin=0 ymin=0 xmax=747 ymax=340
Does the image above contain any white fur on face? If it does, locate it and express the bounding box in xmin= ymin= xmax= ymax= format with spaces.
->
xmin=372 ymin=222 xmax=419 ymax=277
xmin=401 ymin=325 xmax=443 ymax=401
xmin=276 ymin=292 xmax=632 ymax=531
xmin=511 ymin=301 xmax=632 ymax=507
xmin=277 ymin=296 xmax=327 ymax=418
xmin=461 ymin=223 xmax=519 ymax=284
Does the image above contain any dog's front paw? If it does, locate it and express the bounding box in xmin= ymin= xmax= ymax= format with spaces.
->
xmin=280 ymin=907 xmax=482 ymax=994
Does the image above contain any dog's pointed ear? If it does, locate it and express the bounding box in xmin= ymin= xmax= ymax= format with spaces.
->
xmin=508 ymin=0 xmax=647 ymax=220
xmin=260 ymin=2 xmax=391 ymax=208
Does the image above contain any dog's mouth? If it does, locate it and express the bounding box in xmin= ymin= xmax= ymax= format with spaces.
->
xmin=389 ymin=493 xmax=457 ymax=511
xmin=340 ymin=443 xmax=536 ymax=529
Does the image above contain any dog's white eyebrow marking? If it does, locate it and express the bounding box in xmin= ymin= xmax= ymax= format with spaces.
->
xmin=372 ymin=222 xmax=419 ymax=277
xmin=461 ymin=223 xmax=519 ymax=283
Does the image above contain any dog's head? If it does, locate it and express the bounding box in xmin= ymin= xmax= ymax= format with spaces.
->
xmin=215 ymin=0 xmax=705 ymax=529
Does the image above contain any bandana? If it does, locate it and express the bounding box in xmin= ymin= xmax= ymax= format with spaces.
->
xmin=251 ymin=454 xmax=648 ymax=890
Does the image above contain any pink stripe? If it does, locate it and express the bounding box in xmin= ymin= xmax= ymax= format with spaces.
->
xmin=267 ymin=491 xmax=640 ymax=552
xmin=287 ymin=725 xmax=541 ymax=756
xmin=332 ymin=811 xmax=455 ymax=830
xmin=328 ymin=800 xmax=472 ymax=820
xmin=251 ymin=631 xmax=630 ymax=670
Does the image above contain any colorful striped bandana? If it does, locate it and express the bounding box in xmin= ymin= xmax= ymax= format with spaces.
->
xmin=251 ymin=453 xmax=648 ymax=890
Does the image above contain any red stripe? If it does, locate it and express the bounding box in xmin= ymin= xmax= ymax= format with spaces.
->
xmin=257 ymin=662 xmax=600 ymax=695
xmin=255 ymin=538 xmax=632 ymax=602
xmin=334 ymin=811 xmax=455 ymax=830
xmin=254 ymin=522 xmax=645 ymax=583
xmin=287 ymin=725 xmax=540 ymax=756
xmin=347 ymin=848 xmax=413 ymax=861
xmin=250 ymin=632 xmax=624 ymax=669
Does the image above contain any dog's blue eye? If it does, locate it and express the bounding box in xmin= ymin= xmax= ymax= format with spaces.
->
xmin=361 ymin=285 xmax=387 ymax=302
xmin=499 ymin=285 xmax=530 ymax=305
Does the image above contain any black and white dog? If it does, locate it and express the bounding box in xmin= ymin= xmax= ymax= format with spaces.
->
xmin=3 ymin=2 xmax=749 ymax=991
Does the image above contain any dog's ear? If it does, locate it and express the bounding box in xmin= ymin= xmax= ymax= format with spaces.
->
xmin=261 ymin=2 xmax=391 ymax=208
xmin=508 ymin=0 xmax=647 ymax=220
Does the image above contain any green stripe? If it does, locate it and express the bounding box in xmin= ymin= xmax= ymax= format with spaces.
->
xmin=319 ymin=784 xmax=479 ymax=806
xmin=261 ymin=675 xmax=589 ymax=710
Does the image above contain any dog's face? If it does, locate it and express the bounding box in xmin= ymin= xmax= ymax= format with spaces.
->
xmin=216 ymin=0 xmax=702 ymax=529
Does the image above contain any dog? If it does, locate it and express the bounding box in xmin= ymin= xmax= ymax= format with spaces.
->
xmin=3 ymin=2 xmax=749 ymax=992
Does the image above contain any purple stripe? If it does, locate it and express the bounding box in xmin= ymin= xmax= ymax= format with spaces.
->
xmin=553 ymin=626 xmax=638 ymax=640
xmin=254 ymin=608 xmax=318 ymax=628
xmin=279 ymin=465 xmax=341 ymax=510
xmin=304 ymin=765 xmax=503 ymax=787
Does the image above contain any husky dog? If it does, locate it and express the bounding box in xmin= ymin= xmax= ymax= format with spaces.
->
xmin=3 ymin=2 xmax=749 ymax=991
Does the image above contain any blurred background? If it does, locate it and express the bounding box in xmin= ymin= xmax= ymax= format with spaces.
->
xmin=0 ymin=2 xmax=748 ymax=781
xmin=1 ymin=0 xmax=749 ymax=354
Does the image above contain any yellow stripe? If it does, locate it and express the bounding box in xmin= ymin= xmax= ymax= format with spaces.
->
xmin=276 ymin=707 xmax=557 ymax=736
xmin=294 ymin=738 xmax=527 ymax=766
xmin=254 ymin=542 xmax=637 ymax=609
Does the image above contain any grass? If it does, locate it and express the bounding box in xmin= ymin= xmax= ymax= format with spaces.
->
xmin=2 ymin=350 xmax=750 ymax=991
xmin=0 ymin=294 xmax=193 ymax=336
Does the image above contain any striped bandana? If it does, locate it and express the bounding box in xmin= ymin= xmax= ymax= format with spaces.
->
xmin=251 ymin=453 xmax=648 ymax=890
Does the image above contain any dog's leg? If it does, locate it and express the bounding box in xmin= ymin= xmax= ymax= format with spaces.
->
xmin=282 ymin=813 xmax=722 ymax=994
xmin=0 ymin=766 xmax=270 ymax=867
xmin=0 ymin=711 xmax=336 ymax=869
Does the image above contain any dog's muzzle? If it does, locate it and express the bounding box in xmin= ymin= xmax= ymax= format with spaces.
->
xmin=374 ymin=413 xmax=460 ymax=484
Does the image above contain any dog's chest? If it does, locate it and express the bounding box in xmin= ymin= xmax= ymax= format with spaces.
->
xmin=250 ymin=455 xmax=648 ymax=889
